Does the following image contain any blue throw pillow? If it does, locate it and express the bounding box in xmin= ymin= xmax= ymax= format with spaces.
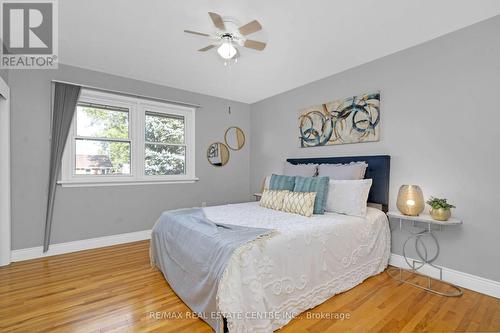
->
xmin=269 ymin=174 xmax=296 ymax=191
xmin=293 ymin=176 xmax=330 ymax=214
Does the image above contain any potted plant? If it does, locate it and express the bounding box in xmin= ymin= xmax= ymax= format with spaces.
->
xmin=426 ymin=197 xmax=456 ymax=221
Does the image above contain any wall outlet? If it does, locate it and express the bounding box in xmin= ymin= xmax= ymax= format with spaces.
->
xmin=201 ymin=201 xmax=207 ymax=207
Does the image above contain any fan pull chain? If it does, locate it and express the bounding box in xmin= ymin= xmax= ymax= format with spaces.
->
xmin=225 ymin=56 xmax=233 ymax=115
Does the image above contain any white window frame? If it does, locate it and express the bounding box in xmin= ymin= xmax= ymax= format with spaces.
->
xmin=60 ymin=89 xmax=197 ymax=187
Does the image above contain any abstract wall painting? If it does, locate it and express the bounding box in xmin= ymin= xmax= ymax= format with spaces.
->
xmin=298 ymin=91 xmax=380 ymax=147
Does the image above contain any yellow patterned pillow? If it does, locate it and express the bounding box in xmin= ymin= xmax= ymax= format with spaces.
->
xmin=281 ymin=191 xmax=317 ymax=217
xmin=260 ymin=189 xmax=289 ymax=210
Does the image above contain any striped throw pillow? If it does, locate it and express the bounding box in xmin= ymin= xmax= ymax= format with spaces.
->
xmin=260 ymin=189 xmax=289 ymax=210
xmin=281 ymin=191 xmax=316 ymax=217
xmin=293 ymin=176 xmax=330 ymax=214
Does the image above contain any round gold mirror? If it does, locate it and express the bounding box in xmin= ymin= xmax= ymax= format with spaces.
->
xmin=224 ymin=127 xmax=245 ymax=151
xmin=207 ymin=142 xmax=230 ymax=167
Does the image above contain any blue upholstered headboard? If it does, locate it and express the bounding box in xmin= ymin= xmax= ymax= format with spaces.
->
xmin=286 ymin=155 xmax=391 ymax=212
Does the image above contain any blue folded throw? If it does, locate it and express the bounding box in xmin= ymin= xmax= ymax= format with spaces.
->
xmin=150 ymin=208 xmax=274 ymax=332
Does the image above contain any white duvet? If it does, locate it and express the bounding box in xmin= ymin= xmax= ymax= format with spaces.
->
xmin=203 ymin=202 xmax=391 ymax=333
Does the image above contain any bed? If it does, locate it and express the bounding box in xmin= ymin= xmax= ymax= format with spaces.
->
xmin=151 ymin=155 xmax=391 ymax=333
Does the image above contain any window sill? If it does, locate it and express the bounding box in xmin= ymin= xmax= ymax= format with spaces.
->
xmin=57 ymin=177 xmax=199 ymax=188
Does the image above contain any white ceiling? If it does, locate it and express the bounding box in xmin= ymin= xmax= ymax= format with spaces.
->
xmin=59 ymin=1 xmax=500 ymax=103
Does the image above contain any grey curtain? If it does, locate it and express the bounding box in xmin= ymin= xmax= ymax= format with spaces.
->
xmin=43 ymin=82 xmax=81 ymax=252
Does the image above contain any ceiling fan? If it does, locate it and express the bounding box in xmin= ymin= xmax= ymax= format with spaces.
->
xmin=184 ymin=12 xmax=266 ymax=60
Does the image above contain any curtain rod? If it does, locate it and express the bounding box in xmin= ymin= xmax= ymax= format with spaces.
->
xmin=50 ymin=79 xmax=201 ymax=109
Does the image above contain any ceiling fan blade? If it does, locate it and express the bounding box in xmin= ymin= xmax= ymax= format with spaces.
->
xmin=244 ymin=39 xmax=266 ymax=51
xmin=184 ymin=30 xmax=210 ymax=37
xmin=198 ymin=45 xmax=216 ymax=52
xmin=239 ymin=20 xmax=262 ymax=36
xmin=208 ymin=12 xmax=225 ymax=30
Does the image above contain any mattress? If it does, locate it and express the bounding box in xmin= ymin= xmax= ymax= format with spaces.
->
xmin=203 ymin=202 xmax=391 ymax=333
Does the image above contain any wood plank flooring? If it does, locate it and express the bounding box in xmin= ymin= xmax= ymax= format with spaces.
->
xmin=1 ymin=240 xmax=499 ymax=332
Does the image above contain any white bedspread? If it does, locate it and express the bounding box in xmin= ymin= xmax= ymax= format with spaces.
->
xmin=203 ymin=202 xmax=390 ymax=333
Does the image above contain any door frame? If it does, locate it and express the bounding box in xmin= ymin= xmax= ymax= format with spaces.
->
xmin=0 ymin=76 xmax=11 ymax=266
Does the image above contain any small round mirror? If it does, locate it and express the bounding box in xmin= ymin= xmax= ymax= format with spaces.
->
xmin=224 ymin=127 xmax=245 ymax=151
xmin=207 ymin=142 xmax=230 ymax=167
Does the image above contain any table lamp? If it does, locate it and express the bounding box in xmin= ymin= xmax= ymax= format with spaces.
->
xmin=396 ymin=185 xmax=424 ymax=216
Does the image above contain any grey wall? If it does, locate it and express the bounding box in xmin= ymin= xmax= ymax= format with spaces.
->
xmin=9 ymin=64 xmax=251 ymax=249
xmin=7 ymin=15 xmax=500 ymax=281
xmin=250 ymin=16 xmax=500 ymax=281
xmin=0 ymin=69 xmax=8 ymax=84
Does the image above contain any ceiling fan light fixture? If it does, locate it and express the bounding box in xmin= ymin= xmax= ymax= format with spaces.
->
xmin=217 ymin=40 xmax=237 ymax=60
xmin=185 ymin=12 xmax=265 ymax=61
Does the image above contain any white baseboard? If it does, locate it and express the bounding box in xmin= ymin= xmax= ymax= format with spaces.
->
xmin=10 ymin=237 xmax=500 ymax=299
xmin=11 ymin=229 xmax=152 ymax=262
xmin=390 ymin=253 xmax=500 ymax=299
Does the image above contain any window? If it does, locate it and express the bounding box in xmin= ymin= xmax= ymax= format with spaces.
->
xmin=61 ymin=89 xmax=196 ymax=186
xmin=144 ymin=112 xmax=185 ymax=176
xmin=75 ymin=103 xmax=131 ymax=175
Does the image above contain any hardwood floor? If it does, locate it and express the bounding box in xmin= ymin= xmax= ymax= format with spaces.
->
xmin=1 ymin=241 xmax=499 ymax=333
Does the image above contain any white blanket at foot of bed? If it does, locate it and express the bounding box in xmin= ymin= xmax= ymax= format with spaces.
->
xmin=203 ymin=202 xmax=391 ymax=333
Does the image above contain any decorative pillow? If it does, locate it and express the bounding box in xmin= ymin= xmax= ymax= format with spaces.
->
xmin=262 ymin=176 xmax=271 ymax=191
xmin=283 ymin=162 xmax=317 ymax=177
xmin=281 ymin=191 xmax=316 ymax=217
xmin=325 ymin=179 xmax=372 ymax=217
xmin=318 ymin=162 xmax=368 ymax=180
xmin=269 ymin=174 xmax=296 ymax=191
xmin=260 ymin=189 xmax=289 ymax=210
xmin=293 ymin=176 xmax=330 ymax=214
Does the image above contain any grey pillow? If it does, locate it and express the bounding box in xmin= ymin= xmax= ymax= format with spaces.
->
xmin=317 ymin=162 xmax=368 ymax=180
xmin=283 ymin=162 xmax=317 ymax=177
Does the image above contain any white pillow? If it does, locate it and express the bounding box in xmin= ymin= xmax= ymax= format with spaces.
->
xmin=283 ymin=162 xmax=317 ymax=177
xmin=325 ymin=179 xmax=372 ymax=217
xmin=318 ymin=162 xmax=368 ymax=180
xmin=262 ymin=176 xmax=271 ymax=190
